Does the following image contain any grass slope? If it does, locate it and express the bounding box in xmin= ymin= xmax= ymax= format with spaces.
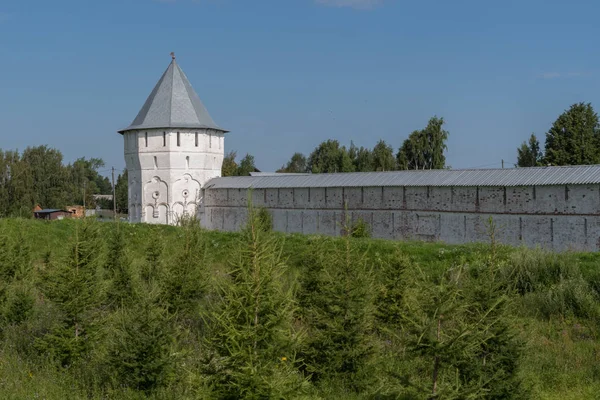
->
xmin=0 ymin=218 xmax=599 ymax=399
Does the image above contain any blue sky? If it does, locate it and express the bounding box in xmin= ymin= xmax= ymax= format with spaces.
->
xmin=1 ymin=0 xmax=599 ymax=174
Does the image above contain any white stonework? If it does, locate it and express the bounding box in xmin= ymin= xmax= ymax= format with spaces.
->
xmin=124 ymin=128 xmax=224 ymax=224
xmin=120 ymin=58 xmax=227 ymax=225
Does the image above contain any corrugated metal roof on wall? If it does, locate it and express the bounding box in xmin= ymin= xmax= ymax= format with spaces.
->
xmin=204 ymin=165 xmax=600 ymax=189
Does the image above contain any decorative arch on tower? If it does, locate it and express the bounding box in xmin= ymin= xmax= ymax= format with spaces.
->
xmin=172 ymin=173 xmax=202 ymax=222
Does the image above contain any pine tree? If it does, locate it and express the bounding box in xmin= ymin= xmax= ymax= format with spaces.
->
xmin=202 ymin=203 xmax=306 ymax=398
xmin=37 ymin=219 xmax=104 ymax=366
xmin=0 ymin=228 xmax=31 ymax=284
xmin=400 ymin=261 xmax=524 ymax=398
xmin=516 ymin=133 xmax=543 ymax=167
xmin=161 ymin=222 xmax=209 ymax=319
xmin=105 ymin=224 xmax=135 ymax=308
xmin=375 ymin=250 xmax=410 ymax=329
xmin=107 ymin=285 xmax=175 ymax=393
xmin=142 ymin=230 xmax=163 ymax=284
xmin=0 ymin=227 xmax=34 ymax=327
xmin=2 ymin=281 xmax=35 ymax=326
xmin=299 ymin=230 xmax=376 ymax=392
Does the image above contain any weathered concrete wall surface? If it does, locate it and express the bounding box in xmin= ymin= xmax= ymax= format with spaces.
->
xmin=201 ymin=185 xmax=600 ymax=251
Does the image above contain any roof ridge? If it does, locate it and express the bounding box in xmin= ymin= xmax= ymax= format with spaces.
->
xmin=167 ymin=59 xmax=175 ymax=127
xmin=205 ymin=164 xmax=600 ymax=189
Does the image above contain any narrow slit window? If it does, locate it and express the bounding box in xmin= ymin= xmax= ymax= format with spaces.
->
xmin=153 ymin=156 xmax=158 ymax=170
xmin=209 ymin=133 xmax=212 ymax=148
xmin=177 ymin=132 xmax=180 ymax=147
xmin=195 ymin=132 xmax=198 ymax=147
xmin=163 ymin=132 xmax=166 ymax=146
xmin=186 ymin=156 xmax=190 ymax=169
xmin=144 ymin=132 xmax=148 ymax=147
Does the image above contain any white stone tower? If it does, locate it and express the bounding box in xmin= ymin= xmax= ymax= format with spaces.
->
xmin=119 ymin=54 xmax=227 ymax=224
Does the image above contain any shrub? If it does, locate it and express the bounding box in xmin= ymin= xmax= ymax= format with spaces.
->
xmin=350 ymin=217 xmax=371 ymax=238
xmin=256 ymin=207 xmax=273 ymax=232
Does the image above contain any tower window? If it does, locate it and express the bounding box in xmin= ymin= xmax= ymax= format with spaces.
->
xmin=177 ymin=132 xmax=181 ymax=147
xmin=186 ymin=156 xmax=190 ymax=169
xmin=209 ymin=133 xmax=212 ymax=148
xmin=145 ymin=132 xmax=148 ymax=147
xmin=195 ymin=132 xmax=198 ymax=147
xmin=163 ymin=132 xmax=166 ymax=146
xmin=154 ymin=156 xmax=158 ymax=170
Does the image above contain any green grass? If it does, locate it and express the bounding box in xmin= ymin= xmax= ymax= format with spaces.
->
xmin=0 ymin=218 xmax=599 ymax=399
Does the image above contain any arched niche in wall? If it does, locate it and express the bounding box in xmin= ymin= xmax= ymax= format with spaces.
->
xmin=173 ymin=173 xmax=201 ymax=202
xmin=143 ymin=176 xmax=169 ymax=223
xmin=157 ymin=203 xmax=169 ymax=224
xmin=172 ymin=173 xmax=201 ymax=222
xmin=144 ymin=176 xmax=168 ymax=205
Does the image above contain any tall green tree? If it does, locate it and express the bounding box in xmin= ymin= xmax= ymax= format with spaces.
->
xmin=544 ymin=102 xmax=600 ymax=166
xmin=397 ymin=116 xmax=449 ymax=170
xmin=277 ymin=152 xmax=307 ymax=173
xmin=237 ymin=153 xmax=257 ymax=176
xmin=21 ymin=146 xmax=70 ymax=209
xmin=372 ymin=139 xmax=396 ymax=171
xmin=0 ymin=149 xmax=35 ymax=216
xmin=348 ymin=141 xmax=375 ymax=172
xmin=161 ymin=222 xmax=209 ymax=319
xmin=299 ymin=231 xmax=376 ymax=391
xmin=37 ymin=220 xmax=104 ymax=366
xmin=221 ymin=150 xmax=238 ymax=177
xmin=106 ymin=286 xmax=175 ymax=393
xmin=114 ymin=169 xmax=128 ymax=214
xmin=67 ymin=157 xmax=111 ymax=208
xmin=355 ymin=147 xmax=375 ymax=172
xmin=105 ymin=225 xmax=134 ymax=309
xmin=400 ymin=261 xmax=524 ymax=398
xmin=517 ymin=133 xmax=544 ymax=167
xmin=202 ymin=204 xmax=305 ymax=398
xmin=307 ymin=140 xmax=355 ymax=173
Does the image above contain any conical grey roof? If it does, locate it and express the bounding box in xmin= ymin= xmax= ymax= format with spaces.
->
xmin=119 ymin=59 xmax=227 ymax=133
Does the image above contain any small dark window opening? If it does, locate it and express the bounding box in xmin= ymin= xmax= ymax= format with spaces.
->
xmin=195 ymin=132 xmax=198 ymax=147
xmin=163 ymin=132 xmax=166 ymax=146
xmin=177 ymin=132 xmax=181 ymax=147
xmin=209 ymin=133 xmax=212 ymax=148
xmin=144 ymin=132 xmax=148 ymax=147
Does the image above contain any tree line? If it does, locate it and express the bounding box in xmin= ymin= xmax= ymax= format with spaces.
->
xmin=516 ymin=102 xmax=600 ymax=167
xmin=3 ymin=103 xmax=597 ymax=217
xmin=0 ymin=145 xmax=117 ymax=217
xmin=223 ymin=116 xmax=450 ymax=176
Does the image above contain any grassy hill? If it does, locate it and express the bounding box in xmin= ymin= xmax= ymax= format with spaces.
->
xmin=0 ymin=216 xmax=599 ymax=399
